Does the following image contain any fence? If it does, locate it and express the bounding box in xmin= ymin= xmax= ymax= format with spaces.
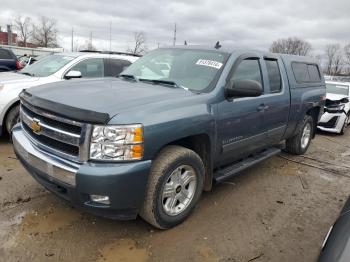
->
xmin=0 ymin=44 xmax=63 ymax=57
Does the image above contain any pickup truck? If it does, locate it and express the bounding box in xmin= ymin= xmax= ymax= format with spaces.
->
xmin=12 ymin=46 xmax=326 ymax=229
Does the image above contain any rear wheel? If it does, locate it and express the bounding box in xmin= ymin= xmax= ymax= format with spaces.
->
xmin=285 ymin=115 xmax=314 ymax=155
xmin=5 ymin=105 xmax=20 ymax=135
xmin=140 ymin=145 xmax=204 ymax=229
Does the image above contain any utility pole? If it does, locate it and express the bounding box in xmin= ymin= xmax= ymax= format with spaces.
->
xmin=109 ymin=22 xmax=112 ymax=52
xmin=71 ymin=28 xmax=74 ymax=52
xmin=89 ymin=31 xmax=93 ymax=50
xmin=173 ymin=23 xmax=177 ymax=46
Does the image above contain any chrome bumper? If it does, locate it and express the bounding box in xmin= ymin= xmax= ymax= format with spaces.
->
xmin=12 ymin=125 xmax=79 ymax=186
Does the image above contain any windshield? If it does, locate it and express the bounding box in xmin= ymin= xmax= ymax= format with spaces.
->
xmin=122 ymin=48 xmax=229 ymax=92
xmin=326 ymin=83 xmax=349 ymax=96
xmin=20 ymin=54 xmax=75 ymax=77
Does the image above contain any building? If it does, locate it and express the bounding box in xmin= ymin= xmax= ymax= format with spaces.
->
xmin=0 ymin=25 xmax=17 ymax=45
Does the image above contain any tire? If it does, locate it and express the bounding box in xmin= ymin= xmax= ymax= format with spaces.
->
xmin=285 ymin=115 xmax=314 ymax=155
xmin=340 ymin=114 xmax=349 ymax=135
xmin=140 ymin=145 xmax=204 ymax=229
xmin=5 ymin=105 xmax=20 ymax=135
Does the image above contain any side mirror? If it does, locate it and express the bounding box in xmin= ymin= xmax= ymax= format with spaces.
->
xmin=341 ymin=97 xmax=349 ymax=104
xmin=226 ymin=80 xmax=263 ymax=98
xmin=65 ymin=70 xmax=82 ymax=79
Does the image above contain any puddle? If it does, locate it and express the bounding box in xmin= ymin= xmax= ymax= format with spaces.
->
xmin=19 ymin=207 xmax=81 ymax=236
xmin=0 ymin=211 xmax=26 ymax=249
xmin=197 ymin=246 xmax=220 ymax=262
xmin=97 ymin=239 xmax=148 ymax=262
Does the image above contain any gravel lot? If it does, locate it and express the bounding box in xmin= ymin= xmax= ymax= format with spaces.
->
xmin=1 ymin=131 xmax=350 ymax=262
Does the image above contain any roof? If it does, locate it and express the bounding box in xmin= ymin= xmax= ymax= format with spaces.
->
xmin=48 ymin=51 xmax=139 ymax=61
xmin=159 ymin=45 xmax=318 ymax=63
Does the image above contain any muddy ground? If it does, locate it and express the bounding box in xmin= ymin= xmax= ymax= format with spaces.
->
xmin=1 ymin=131 xmax=350 ymax=262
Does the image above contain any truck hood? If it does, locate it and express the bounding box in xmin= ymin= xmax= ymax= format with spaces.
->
xmin=0 ymin=71 xmax=40 ymax=84
xmin=326 ymin=93 xmax=348 ymax=101
xmin=22 ymin=78 xmax=196 ymax=124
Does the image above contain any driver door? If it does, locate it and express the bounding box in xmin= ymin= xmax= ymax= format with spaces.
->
xmin=217 ymin=55 xmax=268 ymax=166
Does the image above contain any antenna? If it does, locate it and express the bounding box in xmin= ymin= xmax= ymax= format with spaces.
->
xmin=214 ymin=41 xmax=221 ymax=49
xmin=109 ymin=22 xmax=112 ymax=51
xmin=71 ymin=28 xmax=74 ymax=52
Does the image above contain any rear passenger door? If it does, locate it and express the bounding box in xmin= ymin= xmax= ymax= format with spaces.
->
xmin=104 ymin=59 xmax=131 ymax=77
xmin=260 ymin=56 xmax=290 ymax=145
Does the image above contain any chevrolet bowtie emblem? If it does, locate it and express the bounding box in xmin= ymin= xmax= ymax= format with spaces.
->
xmin=30 ymin=119 xmax=41 ymax=134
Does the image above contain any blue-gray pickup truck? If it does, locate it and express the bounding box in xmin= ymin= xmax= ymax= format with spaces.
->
xmin=12 ymin=46 xmax=326 ymax=229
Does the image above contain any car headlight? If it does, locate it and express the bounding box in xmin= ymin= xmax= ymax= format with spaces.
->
xmin=327 ymin=104 xmax=345 ymax=112
xmin=90 ymin=124 xmax=143 ymax=161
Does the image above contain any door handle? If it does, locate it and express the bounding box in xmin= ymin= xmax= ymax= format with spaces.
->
xmin=257 ymin=104 xmax=269 ymax=112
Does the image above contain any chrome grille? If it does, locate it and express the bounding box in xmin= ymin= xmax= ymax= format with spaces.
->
xmin=20 ymin=101 xmax=92 ymax=163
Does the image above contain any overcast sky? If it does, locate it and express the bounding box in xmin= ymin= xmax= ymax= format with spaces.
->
xmin=0 ymin=0 xmax=349 ymax=54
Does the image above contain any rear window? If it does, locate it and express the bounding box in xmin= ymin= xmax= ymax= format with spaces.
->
xmin=308 ymin=64 xmax=321 ymax=82
xmin=0 ymin=49 xmax=13 ymax=59
xmin=265 ymin=59 xmax=282 ymax=93
xmin=292 ymin=62 xmax=321 ymax=84
xmin=106 ymin=59 xmax=131 ymax=77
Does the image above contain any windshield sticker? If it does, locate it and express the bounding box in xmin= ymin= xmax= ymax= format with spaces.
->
xmin=196 ymin=59 xmax=223 ymax=69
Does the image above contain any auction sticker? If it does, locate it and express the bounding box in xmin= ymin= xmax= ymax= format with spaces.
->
xmin=196 ymin=59 xmax=223 ymax=69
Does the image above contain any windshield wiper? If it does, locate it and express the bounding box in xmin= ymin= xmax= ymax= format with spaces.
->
xmin=118 ymin=74 xmax=138 ymax=81
xmin=19 ymin=72 xmax=34 ymax=76
xmin=139 ymin=79 xmax=188 ymax=90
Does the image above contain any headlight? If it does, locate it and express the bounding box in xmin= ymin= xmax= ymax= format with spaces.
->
xmin=90 ymin=124 xmax=143 ymax=161
xmin=327 ymin=104 xmax=345 ymax=112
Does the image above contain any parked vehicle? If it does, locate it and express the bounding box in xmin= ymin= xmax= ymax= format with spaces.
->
xmin=0 ymin=48 xmax=21 ymax=72
xmin=12 ymin=47 xmax=326 ymax=229
xmin=318 ymin=196 xmax=350 ymax=262
xmin=18 ymin=55 xmax=39 ymax=68
xmin=0 ymin=51 xmax=139 ymax=135
xmin=318 ymin=81 xmax=350 ymax=134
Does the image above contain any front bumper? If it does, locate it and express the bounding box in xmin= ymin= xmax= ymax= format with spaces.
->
xmin=12 ymin=125 xmax=151 ymax=220
xmin=317 ymin=111 xmax=347 ymax=134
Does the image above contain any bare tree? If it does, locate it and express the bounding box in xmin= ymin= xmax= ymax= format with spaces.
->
xmin=270 ymin=37 xmax=312 ymax=56
xmin=127 ymin=32 xmax=147 ymax=55
xmin=344 ymin=44 xmax=350 ymax=74
xmin=13 ymin=15 xmax=32 ymax=47
xmin=325 ymin=44 xmax=343 ymax=75
xmin=32 ymin=16 xmax=58 ymax=47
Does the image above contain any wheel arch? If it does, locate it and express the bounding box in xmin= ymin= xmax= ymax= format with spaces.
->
xmin=156 ymin=134 xmax=213 ymax=191
xmin=1 ymin=99 xmax=20 ymax=135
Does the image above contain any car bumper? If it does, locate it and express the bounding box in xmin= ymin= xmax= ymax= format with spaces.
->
xmin=317 ymin=111 xmax=347 ymax=134
xmin=12 ymin=125 xmax=151 ymax=220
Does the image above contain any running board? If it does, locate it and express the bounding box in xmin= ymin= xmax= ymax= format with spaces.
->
xmin=214 ymin=147 xmax=281 ymax=182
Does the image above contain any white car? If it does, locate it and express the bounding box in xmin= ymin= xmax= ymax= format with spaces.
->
xmin=0 ymin=51 xmax=139 ymax=135
xmin=318 ymin=81 xmax=350 ymax=134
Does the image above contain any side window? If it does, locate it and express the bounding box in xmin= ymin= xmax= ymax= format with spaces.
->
xmin=0 ymin=49 xmax=13 ymax=59
xmin=307 ymin=64 xmax=321 ymax=82
xmin=292 ymin=62 xmax=321 ymax=83
xmin=265 ymin=59 xmax=282 ymax=93
xmin=231 ymin=59 xmax=263 ymax=86
xmin=105 ymin=59 xmax=131 ymax=77
xmin=292 ymin=63 xmax=309 ymax=83
xmin=69 ymin=58 xmax=104 ymax=78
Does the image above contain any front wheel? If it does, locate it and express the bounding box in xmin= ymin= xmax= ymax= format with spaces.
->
xmin=285 ymin=115 xmax=314 ymax=155
xmin=140 ymin=145 xmax=204 ymax=229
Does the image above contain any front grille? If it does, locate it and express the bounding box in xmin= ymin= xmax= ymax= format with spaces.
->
xmin=20 ymin=101 xmax=90 ymax=162
xmin=318 ymin=116 xmax=339 ymax=128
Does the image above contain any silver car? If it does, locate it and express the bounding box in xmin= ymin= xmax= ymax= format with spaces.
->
xmin=0 ymin=52 xmax=139 ymax=135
